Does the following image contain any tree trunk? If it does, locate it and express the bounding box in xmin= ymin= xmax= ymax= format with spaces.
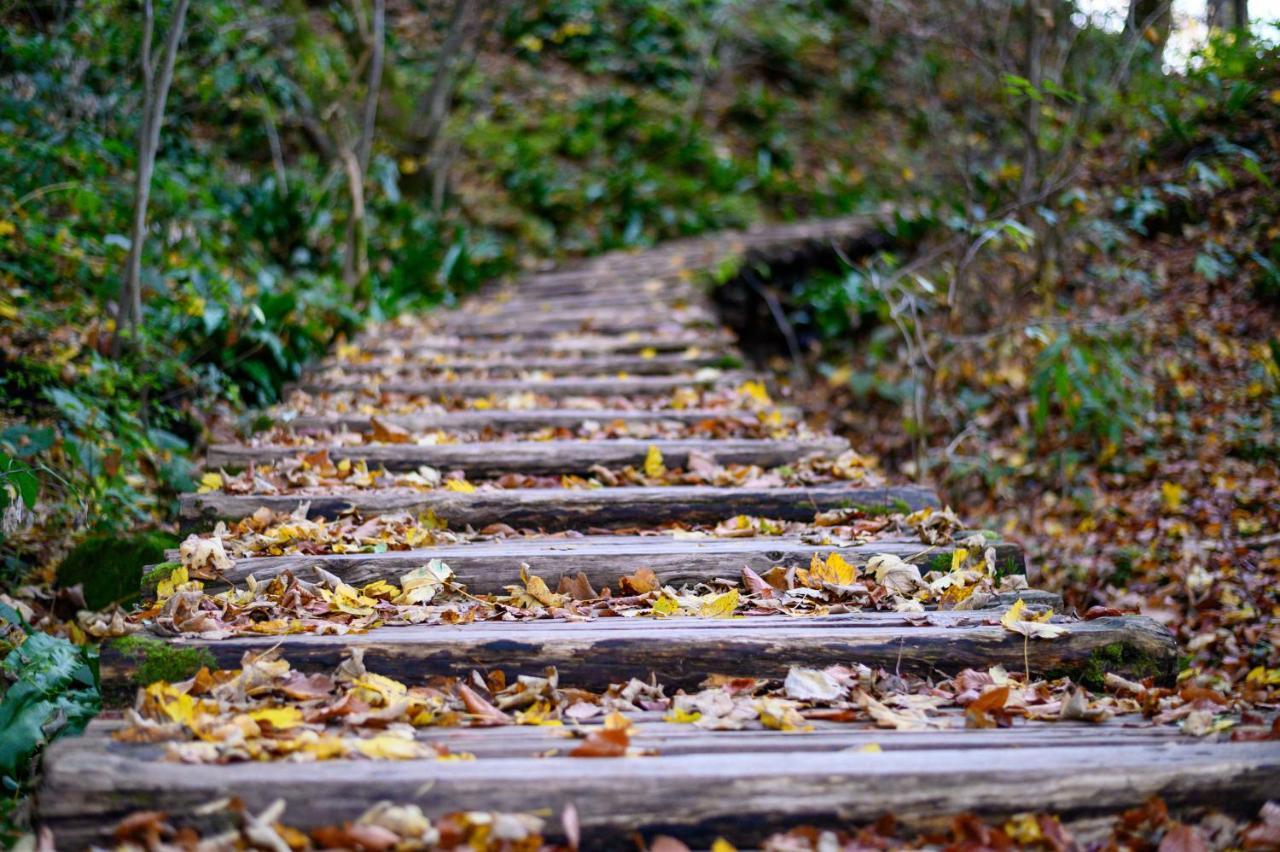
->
xmin=1126 ymin=0 xmax=1172 ymax=62
xmin=1207 ymin=0 xmax=1249 ymax=30
xmin=343 ymin=0 xmax=385 ymax=304
xmin=116 ymin=0 xmax=191 ymax=348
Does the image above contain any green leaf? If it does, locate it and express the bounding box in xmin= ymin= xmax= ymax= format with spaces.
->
xmin=0 ymin=630 xmax=100 ymax=783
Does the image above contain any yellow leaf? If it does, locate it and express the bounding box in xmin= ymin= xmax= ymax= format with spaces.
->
xmin=857 ymin=743 xmax=882 ymax=753
xmin=738 ymin=380 xmax=773 ymax=406
xmin=444 ymin=479 xmax=476 ymax=493
xmin=521 ymin=565 xmax=565 ymax=607
xmin=650 ymin=595 xmax=679 ymax=616
xmin=711 ymin=840 xmax=738 ymax=852
xmin=810 ymin=552 xmax=856 ymax=585
xmin=640 ymin=347 xmax=657 ymax=359
xmin=515 ymin=700 xmax=563 ymax=726
xmin=643 ymin=444 xmax=665 ymax=478
xmin=1161 ymin=481 xmax=1185 ymax=512
xmin=303 ymin=735 xmax=350 ymax=760
xmin=146 ymin=682 xmax=197 ymax=726
xmin=0 ymin=220 xmax=15 ymax=237
xmin=197 ymin=472 xmax=223 ymax=493
xmin=951 ymin=548 xmax=970 ymax=571
xmin=1000 ymin=599 xmax=1067 ymax=639
xmin=155 ymin=565 xmax=190 ymax=600
xmin=353 ymin=673 xmax=408 ymax=705
xmin=664 ymin=707 xmax=702 ymax=724
xmin=698 ymin=588 xmax=739 ymax=618
xmin=247 ymin=707 xmax=304 ymax=730
xmin=354 ymin=734 xmax=430 ymax=760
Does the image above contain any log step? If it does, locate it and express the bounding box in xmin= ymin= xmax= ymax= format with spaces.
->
xmin=39 ymin=731 xmax=1279 ymax=850
xmin=206 ymin=437 xmax=848 ymax=475
xmin=99 ymin=612 xmax=1177 ymax=695
xmin=428 ymin=304 xmax=716 ymax=331
xmin=276 ymin=407 xmax=799 ymax=434
xmin=289 ymin=372 xmax=758 ymax=399
xmin=310 ymin=352 xmax=739 ymax=378
xmin=179 ymin=483 xmax=941 ymax=529
xmin=359 ymin=330 xmax=735 ymax=357
xmin=154 ymin=535 xmax=1030 ymax=593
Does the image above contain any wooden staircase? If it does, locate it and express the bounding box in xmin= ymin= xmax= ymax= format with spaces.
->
xmin=38 ymin=216 xmax=1280 ymax=848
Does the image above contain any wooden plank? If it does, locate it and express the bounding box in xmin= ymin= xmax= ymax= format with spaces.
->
xmin=277 ymin=407 xmax=799 ymax=434
xmin=44 ymin=736 xmax=1274 ymax=849
xmin=359 ymin=331 xmax=735 ymax=357
xmin=288 ymin=372 xmax=757 ymax=399
xmin=179 ymin=483 xmax=942 ymax=528
xmin=155 ymin=535 xmax=1030 ymax=593
xmin=309 ymin=352 xmax=738 ymax=378
xmin=206 ymin=437 xmax=849 ymax=475
xmin=429 ymin=304 xmax=716 ymax=331
xmin=99 ymin=613 xmax=1177 ymax=695
xmin=363 ymin=313 xmax=719 ymax=341
xmin=63 ymin=713 xmax=1199 ymax=760
xmin=39 ymin=737 xmax=1278 ymax=849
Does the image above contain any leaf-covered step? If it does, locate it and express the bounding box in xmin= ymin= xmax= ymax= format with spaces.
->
xmin=428 ymin=304 xmax=717 ymax=332
xmin=151 ymin=535 xmax=1030 ymax=594
xmin=278 ymin=407 xmax=799 ymax=434
xmin=39 ymin=733 xmax=1279 ymax=850
xmin=179 ymin=482 xmax=941 ymax=529
xmin=99 ymin=612 xmax=1177 ymax=695
xmin=206 ymin=437 xmax=848 ymax=475
xmin=288 ymin=371 xmax=758 ymax=399
xmin=358 ymin=329 xmax=736 ymax=357
xmin=309 ymin=351 xmax=738 ymax=378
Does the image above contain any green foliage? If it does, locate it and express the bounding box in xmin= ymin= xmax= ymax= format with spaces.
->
xmin=56 ymin=532 xmax=178 ymax=610
xmin=0 ymin=605 xmax=100 ymax=788
xmin=1030 ymin=329 xmax=1151 ymax=448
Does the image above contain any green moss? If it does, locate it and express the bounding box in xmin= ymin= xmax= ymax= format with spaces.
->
xmin=56 ymin=532 xmax=179 ymax=610
xmin=999 ymin=555 xmax=1024 ymax=578
xmin=140 ymin=561 xmax=182 ymax=589
xmin=835 ymin=499 xmax=912 ymax=517
xmin=928 ymin=552 xmax=952 ymax=572
xmin=1072 ymin=642 xmax=1166 ymax=690
xmin=109 ymin=635 xmax=216 ymax=686
xmin=712 ymin=354 xmax=745 ymax=370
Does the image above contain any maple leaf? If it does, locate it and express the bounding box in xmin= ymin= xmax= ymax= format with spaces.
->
xmin=809 ymin=552 xmax=857 ymax=586
xmin=369 ymin=417 xmax=412 ymax=444
xmin=698 ymin=588 xmax=739 ymax=618
xmin=1000 ymin=599 xmax=1067 ymax=639
xmin=569 ymin=726 xmax=629 ymax=757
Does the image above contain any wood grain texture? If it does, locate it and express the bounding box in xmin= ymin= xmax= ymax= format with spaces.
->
xmin=309 ymin=352 xmax=735 ymax=378
xmin=206 ymin=436 xmax=849 ymax=474
xmin=42 ymin=727 xmax=1270 ymax=849
xmin=154 ymin=535 xmax=1030 ymax=593
xmin=360 ymin=330 xmax=735 ymax=357
xmin=178 ymin=483 xmax=942 ymax=529
xmin=289 ymin=371 xmax=757 ymax=399
xmin=98 ymin=613 xmax=1177 ymax=696
xmin=280 ymin=407 xmax=797 ymax=433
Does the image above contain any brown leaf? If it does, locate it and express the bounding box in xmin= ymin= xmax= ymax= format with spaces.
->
xmin=965 ymin=685 xmax=1010 ymax=729
xmin=370 ymin=417 xmax=412 ymax=444
xmin=569 ymin=726 xmax=629 ymax=757
xmin=620 ymin=567 xmax=659 ymax=595
xmin=1159 ymin=823 xmax=1209 ymax=852
xmin=457 ymin=684 xmax=511 ymax=726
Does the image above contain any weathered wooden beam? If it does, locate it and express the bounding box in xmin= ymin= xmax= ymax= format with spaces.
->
xmin=179 ymin=483 xmax=941 ymax=529
xmin=206 ymin=437 xmax=848 ymax=475
xmin=99 ymin=613 xmax=1177 ymax=696
xmin=277 ymin=407 xmax=797 ymax=434
xmin=309 ymin=352 xmax=738 ymax=378
xmin=428 ymin=304 xmax=716 ymax=331
xmin=288 ymin=372 xmax=757 ymax=399
xmin=358 ymin=330 xmax=735 ymax=357
xmin=153 ymin=535 xmax=1030 ymax=593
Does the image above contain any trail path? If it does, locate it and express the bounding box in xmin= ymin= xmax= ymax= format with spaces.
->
xmin=39 ymin=217 xmax=1280 ymax=848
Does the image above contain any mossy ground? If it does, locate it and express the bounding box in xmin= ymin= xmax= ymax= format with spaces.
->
xmin=55 ymin=532 xmax=178 ymax=610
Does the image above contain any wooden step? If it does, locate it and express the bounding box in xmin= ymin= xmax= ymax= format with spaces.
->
xmin=276 ymin=407 xmax=799 ymax=434
xmin=429 ymin=305 xmax=716 ymax=331
xmin=98 ymin=612 xmax=1177 ymax=696
xmin=179 ymin=482 xmax=941 ymax=528
xmin=156 ymin=535 xmax=1030 ymax=593
xmin=363 ymin=314 xmax=719 ymax=341
xmin=288 ymin=371 xmax=758 ymax=399
xmin=40 ymin=728 xmax=1278 ymax=849
xmin=206 ymin=437 xmax=848 ymax=475
xmin=310 ymin=352 xmax=739 ymax=378
xmin=359 ymin=330 xmax=735 ymax=357
xmin=469 ymin=290 xmax=703 ymax=314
